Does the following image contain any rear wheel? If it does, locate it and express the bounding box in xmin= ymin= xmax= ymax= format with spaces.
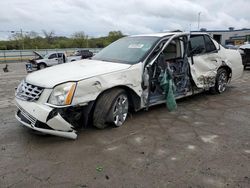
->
xmin=210 ymin=68 xmax=229 ymax=94
xmin=93 ymin=89 xmax=129 ymax=129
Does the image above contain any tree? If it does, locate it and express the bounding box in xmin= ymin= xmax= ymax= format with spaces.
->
xmin=107 ymin=31 xmax=123 ymax=42
xmin=72 ymin=31 xmax=88 ymax=48
xmin=42 ymin=30 xmax=55 ymax=45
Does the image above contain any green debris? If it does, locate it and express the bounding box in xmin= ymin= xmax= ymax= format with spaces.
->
xmin=159 ymin=70 xmax=177 ymax=111
xmin=96 ymin=166 xmax=103 ymax=172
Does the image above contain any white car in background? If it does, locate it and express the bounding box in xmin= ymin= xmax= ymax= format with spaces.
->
xmin=27 ymin=52 xmax=67 ymax=71
xmin=16 ymin=32 xmax=243 ymax=139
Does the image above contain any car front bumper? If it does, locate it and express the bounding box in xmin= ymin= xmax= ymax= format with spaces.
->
xmin=15 ymin=98 xmax=77 ymax=139
xmin=25 ymin=63 xmax=38 ymax=72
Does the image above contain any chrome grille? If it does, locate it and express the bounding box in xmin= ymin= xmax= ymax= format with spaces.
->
xmin=16 ymin=81 xmax=43 ymax=102
xmin=16 ymin=104 xmax=37 ymax=126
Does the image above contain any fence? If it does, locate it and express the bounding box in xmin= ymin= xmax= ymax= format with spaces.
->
xmin=0 ymin=48 xmax=101 ymax=64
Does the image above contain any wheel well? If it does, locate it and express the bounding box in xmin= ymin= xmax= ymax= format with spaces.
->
xmin=38 ymin=62 xmax=46 ymax=66
xmin=218 ymin=65 xmax=232 ymax=80
xmin=94 ymin=86 xmax=141 ymax=112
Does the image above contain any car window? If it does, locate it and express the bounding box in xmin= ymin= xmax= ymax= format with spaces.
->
xmin=57 ymin=53 xmax=63 ymax=58
xmin=204 ymin=35 xmax=217 ymax=53
xmin=92 ymin=36 xmax=160 ymax=64
xmin=163 ymin=39 xmax=182 ymax=60
xmin=48 ymin=54 xmax=57 ymax=59
xmin=189 ymin=35 xmax=206 ymax=55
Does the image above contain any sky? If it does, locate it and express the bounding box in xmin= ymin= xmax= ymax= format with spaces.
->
xmin=0 ymin=0 xmax=250 ymax=40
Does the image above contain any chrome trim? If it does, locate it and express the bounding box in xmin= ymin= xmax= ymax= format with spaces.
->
xmin=16 ymin=81 xmax=43 ymax=102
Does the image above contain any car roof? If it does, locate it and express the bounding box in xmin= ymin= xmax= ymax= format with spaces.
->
xmin=129 ymin=32 xmax=207 ymax=38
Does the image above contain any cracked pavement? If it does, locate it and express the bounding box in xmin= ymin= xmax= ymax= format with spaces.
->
xmin=0 ymin=63 xmax=250 ymax=188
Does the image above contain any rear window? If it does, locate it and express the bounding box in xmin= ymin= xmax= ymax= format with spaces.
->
xmin=189 ymin=35 xmax=206 ymax=55
xmin=204 ymin=35 xmax=216 ymax=53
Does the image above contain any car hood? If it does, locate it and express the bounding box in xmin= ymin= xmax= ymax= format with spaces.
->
xmin=33 ymin=51 xmax=44 ymax=59
xmin=25 ymin=59 xmax=131 ymax=88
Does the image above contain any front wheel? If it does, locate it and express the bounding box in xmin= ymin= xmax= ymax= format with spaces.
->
xmin=93 ymin=89 xmax=129 ymax=129
xmin=38 ymin=63 xmax=46 ymax=70
xmin=210 ymin=68 xmax=229 ymax=94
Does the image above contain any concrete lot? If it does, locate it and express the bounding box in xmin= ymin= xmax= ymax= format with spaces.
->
xmin=0 ymin=63 xmax=250 ymax=188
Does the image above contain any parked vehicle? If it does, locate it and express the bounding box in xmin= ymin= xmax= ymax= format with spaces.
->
xmin=15 ymin=32 xmax=243 ymax=139
xmin=224 ymin=44 xmax=239 ymax=50
xmin=26 ymin=51 xmax=67 ymax=71
xmin=239 ymin=44 xmax=250 ymax=69
xmin=67 ymin=50 xmax=94 ymax=62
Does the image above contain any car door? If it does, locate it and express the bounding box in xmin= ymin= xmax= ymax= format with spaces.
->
xmin=57 ymin=53 xmax=65 ymax=64
xmin=142 ymin=34 xmax=191 ymax=107
xmin=188 ymin=34 xmax=221 ymax=89
xmin=47 ymin=53 xmax=59 ymax=66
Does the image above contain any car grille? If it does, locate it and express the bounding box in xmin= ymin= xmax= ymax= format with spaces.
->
xmin=16 ymin=81 xmax=43 ymax=102
xmin=16 ymin=104 xmax=37 ymax=126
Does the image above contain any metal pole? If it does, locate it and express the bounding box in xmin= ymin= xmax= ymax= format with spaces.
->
xmin=4 ymin=50 xmax=6 ymax=64
xmin=198 ymin=12 xmax=201 ymax=31
xmin=20 ymin=29 xmax=24 ymax=50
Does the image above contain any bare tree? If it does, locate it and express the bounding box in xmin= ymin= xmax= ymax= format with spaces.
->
xmin=42 ymin=30 xmax=55 ymax=44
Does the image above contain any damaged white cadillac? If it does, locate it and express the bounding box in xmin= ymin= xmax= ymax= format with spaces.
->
xmin=15 ymin=32 xmax=243 ymax=139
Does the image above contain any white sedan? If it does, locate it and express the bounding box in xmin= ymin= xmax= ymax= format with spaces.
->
xmin=15 ymin=32 xmax=243 ymax=139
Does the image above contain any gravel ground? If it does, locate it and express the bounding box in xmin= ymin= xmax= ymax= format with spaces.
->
xmin=0 ymin=63 xmax=250 ymax=188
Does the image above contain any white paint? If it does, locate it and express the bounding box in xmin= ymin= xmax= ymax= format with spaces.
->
xmin=244 ymin=150 xmax=250 ymax=154
xmin=157 ymin=149 xmax=167 ymax=156
xmin=134 ymin=136 xmax=143 ymax=143
xmin=181 ymin=115 xmax=189 ymax=119
xmin=204 ymin=177 xmax=224 ymax=187
xmin=187 ymin=145 xmax=196 ymax=150
xmin=171 ymin=157 xmax=177 ymax=161
xmin=194 ymin=121 xmax=204 ymax=125
xmin=201 ymin=135 xmax=218 ymax=143
xmin=219 ymin=122 xmax=226 ymax=125
xmin=106 ymin=146 xmax=119 ymax=151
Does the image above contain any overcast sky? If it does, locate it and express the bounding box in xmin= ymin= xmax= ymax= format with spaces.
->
xmin=0 ymin=0 xmax=250 ymax=39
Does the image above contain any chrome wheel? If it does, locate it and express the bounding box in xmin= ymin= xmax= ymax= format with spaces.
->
xmin=218 ymin=71 xmax=228 ymax=93
xmin=113 ymin=94 xmax=129 ymax=127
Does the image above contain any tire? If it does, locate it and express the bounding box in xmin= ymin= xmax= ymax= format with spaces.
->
xmin=210 ymin=68 xmax=229 ymax=94
xmin=38 ymin=63 xmax=46 ymax=70
xmin=93 ymin=89 xmax=129 ymax=129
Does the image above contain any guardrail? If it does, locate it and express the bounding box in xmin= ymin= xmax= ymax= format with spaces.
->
xmin=0 ymin=48 xmax=101 ymax=63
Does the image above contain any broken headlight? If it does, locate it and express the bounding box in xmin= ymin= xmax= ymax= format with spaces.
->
xmin=48 ymin=82 xmax=77 ymax=106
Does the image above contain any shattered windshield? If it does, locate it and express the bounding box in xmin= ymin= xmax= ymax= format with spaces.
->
xmin=92 ymin=36 xmax=160 ymax=64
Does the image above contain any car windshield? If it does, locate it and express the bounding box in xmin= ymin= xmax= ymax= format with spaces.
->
xmin=92 ymin=36 xmax=160 ymax=64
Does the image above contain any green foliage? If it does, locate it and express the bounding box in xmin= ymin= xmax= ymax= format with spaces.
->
xmin=0 ymin=30 xmax=124 ymax=50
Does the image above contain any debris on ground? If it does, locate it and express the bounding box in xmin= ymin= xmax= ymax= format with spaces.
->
xmin=96 ymin=166 xmax=103 ymax=172
xmin=3 ymin=64 xmax=9 ymax=72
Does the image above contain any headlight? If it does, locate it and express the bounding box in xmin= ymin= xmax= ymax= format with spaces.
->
xmin=48 ymin=82 xmax=77 ymax=106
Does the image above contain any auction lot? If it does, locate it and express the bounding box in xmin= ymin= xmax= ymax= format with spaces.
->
xmin=0 ymin=63 xmax=250 ymax=187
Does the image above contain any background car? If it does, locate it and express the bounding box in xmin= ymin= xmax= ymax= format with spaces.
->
xmin=26 ymin=52 xmax=67 ymax=71
xmin=67 ymin=50 xmax=93 ymax=62
xmin=239 ymin=44 xmax=250 ymax=69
